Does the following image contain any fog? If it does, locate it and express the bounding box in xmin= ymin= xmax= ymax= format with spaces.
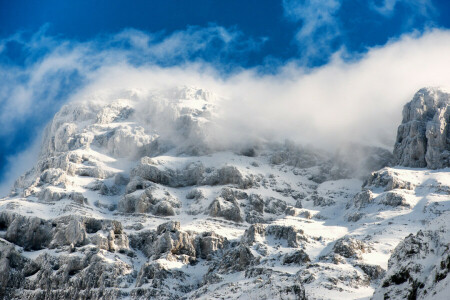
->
xmin=70 ymin=29 xmax=450 ymax=149
xmin=2 ymin=28 xmax=450 ymax=196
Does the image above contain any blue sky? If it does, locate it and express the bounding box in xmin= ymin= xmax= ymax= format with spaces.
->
xmin=1 ymin=0 xmax=450 ymax=192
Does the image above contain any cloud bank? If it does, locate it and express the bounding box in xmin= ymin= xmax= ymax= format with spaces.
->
xmin=2 ymin=27 xmax=450 ymax=196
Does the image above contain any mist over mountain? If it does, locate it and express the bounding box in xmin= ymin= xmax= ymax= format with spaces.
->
xmin=2 ymin=1 xmax=450 ymax=299
xmin=0 ymin=85 xmax=449 ymax=299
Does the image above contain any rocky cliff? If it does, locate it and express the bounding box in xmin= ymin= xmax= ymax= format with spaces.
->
xmin=394 ymin=87 xmax=450 ymax=169
xmin=0 ymin=86 xmax=449 ymax=299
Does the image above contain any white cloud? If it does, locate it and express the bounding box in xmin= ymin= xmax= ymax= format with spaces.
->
xmin=0 ymin=25 xmax=263 ymax=136
xmin=2 ymin=28 xmax=450 ymax=193
xmin=282 ymin=0 xmax=342 ymax=60
xmin=370 ymin=0 xmax=436 ymax=18
xmin=66 ymin=29 xmax=450 ymax=150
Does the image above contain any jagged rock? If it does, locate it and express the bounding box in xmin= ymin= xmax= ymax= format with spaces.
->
xmin=299 ymin=263 xmax=371 ymax=290
xmin=185 ymin=188 xmax=205 ymax=200
xmin=195 ymin=232 xmax=229 ymax=259
xmin=380 ymin=191 xmax=409 ymax=208
xmin=365 ymin=168 xmax=414 ymax=191
xmin=394 ymin=88 xmax=450 ymax=169
xmin=96 ymin=100 xmax=134 ymax=124
xmin=242 ymin=224 xmax=306 ymax=248
xmin=205 ymin=244 xmax=257 ymax=277
xmin=154 ymin=224 xmax=195 ymax=257
xmin=243 ymin=268 xmax=307 ymax=299
xmin=86 ymin=180 xmax=120 ymax=196
xmin=208 ymin=188 xmax=243 ymax=222
xmin=329 ymin=236 xmax=370 ymax=260
xmin=131 ymin=159 xmax=205 ymax=187
xmin=350 ymin=190 xmax=374 ymax=209
xmin=196 ymin=266 xmax=307 ymax=299
xmin=241 ymin=224 xmax=266 ymax=245
xmin=349 ymin=189 xmax=409 ymax=210
xmin=266 ymin=225 xmax=306 ymax=247
xmin=129 ymin=221 xmax=196 ymax=260
xmin=0 ymin=239 xmax=39 ymax=299
xmin=202 ymin=166 xmax=256 ymax=188
xmin=131 ymin=159 xmax=258 ymax=189
xmin=373 ymin=214 xmax=450 ymax=300
xmin=118 ymin=186 xmax=181 ymax=216
xmin=244 ymin=193 xmax=265 ymax=223
xmin=347 ymin=212 xmax=365 ymax=222
xmin=3 ymin=86 xmax=450 ymax=299
xmin=1 ymin=212 xmax=53 ymax=250
xmin=18 ymin=251 xmax=133 ymax=300
xmin=283 ymin=250 xmax=311 ymax=265
xmin=311 ymin=191 xmax=335 ymax=207
xmin=264 ymin=197 xmax=287 ymax=215
xmin=355 ymin=263 xmax=385 ymax=281
xmin=130 ymin=222 xmax=228 ymax=263
xmin=39 ymin=168 xmax=68 ymax=187
xmin=285 ymin=206 xmax=300 ymax=216
xmin=0 ymin=212 xmax=126 ymax=252
xmin=125 ymin=176 xmax=153 ymax=194
xmin=75 ymin=165 xmax=114 ymax=179
xmin=136 ymin=260 xmax=186 ymax=288
xmin=94 ymin=127 xmax=152 ymax=160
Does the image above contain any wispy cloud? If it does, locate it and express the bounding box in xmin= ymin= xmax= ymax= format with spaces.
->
xmin=0 ymin=24 xmax=265 ymax=196
xmin=282 ymin=0 xmax=342 ymax=63
xmin=282 ymin=0 xmax=439 ymax=65
xmin=0 ymin=24 xmax=264 ymax=136
xmin=370 ymin=0 xmax=436 ymax=18
xmin=2 ymin=26 xmax=450 ymax=196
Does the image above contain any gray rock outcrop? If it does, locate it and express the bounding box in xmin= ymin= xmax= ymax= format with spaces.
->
xmin=373 ymin=213 xmax=450 ymax=300
xmin=394 ymin=88 xmax=450 ymax=169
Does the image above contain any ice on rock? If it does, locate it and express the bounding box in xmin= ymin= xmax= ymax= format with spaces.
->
xmin=364 ymin=167 xmax=415 ymax=191
xmin=118 ymin=185 xmax=181 ymax=216
xmin=0 ymin=239 xmax=40 ymax=299
xmin=95 ymin=100 xmax=134 ymax=124
xmin=394 ymin=87 xmax=450 ymax=168
xmin=1 ymin=86 xmax=450 ymax=299
xmin=373 ymin=212 xmax=450 ymax=300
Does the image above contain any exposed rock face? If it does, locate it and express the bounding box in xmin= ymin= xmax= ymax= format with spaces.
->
xmin=2 ymin=86 xmax=450 ymax=299
xmin=118 ymin=185 xmax=181 ymax=216
xmin=242 ymin=223 xmax=307 ymax=248
xmin=394 ymin=88 xmax=450 ymax=169
xmin=0 ymin=239 xmax=39 ymax=299
xmin=364 ymin=168 xmax=415 ymax=191
xmin=373 ymin=212 xmax=450 ymax=300
xmin=331 ymin=237 xmax=370 ymax=260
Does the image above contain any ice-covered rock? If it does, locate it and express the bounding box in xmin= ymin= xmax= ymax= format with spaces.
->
xmin=394 ymin=87 xmax=450 ymax=169
xmin=0 ymin=239 xmax=39 ymax=299
xmin=242 ymin=223 xmax=307 ymax=248
xmin=364 ymin=167 xmax=415 ymax=191
xmin=322 ymin=236 xmax=371 ymax=261
xmin=118 ymin=185 xmax=181 ymax=216
xmin=208 ymin=194 xmax=243 ymax=222
xmin=1 ymin=85 xmax=450 ymax=299
xmin=373 ymin=212 xmax=450 ymax=300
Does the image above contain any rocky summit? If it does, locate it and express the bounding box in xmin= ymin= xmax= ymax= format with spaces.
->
xmin=0 ymin=86 xmax=449 ymax=300
xmin=394 ymin=87 xmax=450 ymax=169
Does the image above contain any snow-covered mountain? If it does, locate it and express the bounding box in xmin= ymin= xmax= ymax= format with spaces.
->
xmin=0 ymin=86 xmax=449 ymax=299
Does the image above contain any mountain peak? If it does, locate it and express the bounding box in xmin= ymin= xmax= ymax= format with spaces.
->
xmin=0 ymin=87 xmax=449 ymax=299
xmin=394 ymin=87 xmax=450 ymax=168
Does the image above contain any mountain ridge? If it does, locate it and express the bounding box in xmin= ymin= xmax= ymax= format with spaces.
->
xmin=0 ymin=86 xmax=449 ymax=299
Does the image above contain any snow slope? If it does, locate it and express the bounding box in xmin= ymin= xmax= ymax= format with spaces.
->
xmin=0 ymin=86 xmax=449 ymax=300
